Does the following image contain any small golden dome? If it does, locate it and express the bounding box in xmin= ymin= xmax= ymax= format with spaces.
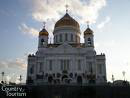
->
xmin=39 ymin=28 xmax=49 ymax=36
xmin=84 ymin=27 xmax=93 ymax=36
xmin=54 ymin=13 xmax=79 ymax=29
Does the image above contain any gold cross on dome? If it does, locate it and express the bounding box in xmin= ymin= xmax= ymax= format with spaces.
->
xmin=43 ymin=21 xmax=46 ymax=28
xmin=87 ymin=21 xmax=90 ymax=28
xmin=65 ymin=4 xmax=69 ymax=13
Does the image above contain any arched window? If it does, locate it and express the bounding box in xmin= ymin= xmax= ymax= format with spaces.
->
xmin=71 ymin=34 xmax=73 ymax=41
xmin=41 ymin=39 xmax=44 ymax=45
xmin=48 ymin=76 xmax=53 ymax=83
xmin=88 ymin=62 xmax=93 ymax=73
xmin=60 ymin=60 xmax=64 ymax=70
xmin=78 ymin=60 xmax=81 ymax=71
xmin=60 ymin=34 xmax=62 ymax=42
xmin=49 ymin=60 xmax=52 ymax=71
xmin=39 ymin=62 xmax=43 ymax=72
xmin=65 ymin=33 xmax=68 ymax=41
xmin=88 ymin=38 xmax=91 ymax=46
xmin=60 ymin=59 xmax=70 ymax=71
xmin=98 ymin=64 xmax=103 ymax=74
xmin=55 ymin=35 xmax=58 ymax=43
xmin=30 ymin=65 xmax=34 ymax=74
xmin=77 ymin=76 xmax=82 ymax=84
xmin=67 ymin=60 xmax=70 ymax=70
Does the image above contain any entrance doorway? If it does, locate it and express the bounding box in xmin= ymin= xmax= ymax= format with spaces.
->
xmin=77 ymin=76 xmax=82 ymax=84
xmin=48 ymin=76 xmax=53 ymax=83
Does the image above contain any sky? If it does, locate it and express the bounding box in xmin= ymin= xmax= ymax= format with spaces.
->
xmin=0 ymin=0 xmax=130 ymax=83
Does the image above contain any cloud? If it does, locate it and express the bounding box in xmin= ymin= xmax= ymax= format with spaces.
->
xmin=0 ymin=57 xmax=27 ymax=70
xmin=19 ymin=23 xmax=39 ymax=37
xmin=0 ymin=56 xmax=27 ymax=83
xmin=15 ymin=58 xmax=27 ymax=69
xmin=31 ymin=0 xmax=64 ymax=22
xmin=97 ymin=16 xmax=111 ymax=29
xmin=95 ymin=40 xmax=130 ymax=81
xmin=31 ymin=0 xmax=106 ymax=23
xmin=20 ymin=0 xmax=107 ymax=37
xmin=71 ymin=0 xmax=106 ymax=24
xmin=15 ymin=76 xmax=20 ymax=84
xmin=6 ymin=75 xmax=11 ymax=82
xmin=30 ymin=0 xmax=107 ymax=33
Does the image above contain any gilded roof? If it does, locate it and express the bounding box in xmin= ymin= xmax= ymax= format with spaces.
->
xmin=84 ymin=27 xmax=93 ymax=35
xmin=39 ymin=28 xmax=49 ymax=36
xmin=54 ymin=13 xmax=80 ymax=29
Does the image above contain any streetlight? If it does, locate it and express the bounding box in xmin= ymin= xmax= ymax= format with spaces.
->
xmin=112 ymin=74 xmax=115 ymax=83
xmin=19 ymin=75 xmax=22 ymax=84
xmin=1 ymin=72 xmax=5 ymax=82
xmin=122 ymin=71 xmax=126 ymax=81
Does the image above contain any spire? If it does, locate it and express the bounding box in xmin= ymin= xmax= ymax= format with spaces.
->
xmin=39 ymin=21 xmax=48 ymax=36
xmin=87 ymin=21 xmax=89 ymax=28
xmin=65 ymin=4 xmax=69 ymax=13
xmin=84 ymin=21 xmax=93 ymax=35
xmin=43 ymin=21 xmax=46 ymax=29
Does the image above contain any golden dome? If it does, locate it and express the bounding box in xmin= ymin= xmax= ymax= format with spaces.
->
xmin=54 ymin=13 xmax=80 ymax=29
xmin=39 ymin=28 xmax=49 ymax=36
xmin=84 ymin=27 xmax=93 ymax=36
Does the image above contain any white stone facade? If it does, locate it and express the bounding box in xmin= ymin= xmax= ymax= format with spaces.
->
xmin=26 ymin=13 xmax=106 ymax=85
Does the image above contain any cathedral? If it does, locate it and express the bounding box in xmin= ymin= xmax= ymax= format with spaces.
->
xmin=26 ymin=10 xmax=106 ymax=85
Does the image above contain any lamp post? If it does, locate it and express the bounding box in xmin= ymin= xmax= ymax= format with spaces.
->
xmin=19 ymin=75 xmax=22 ymax=84
xmin=122 ymin=71 xmax=126 ymax=81
xmin=112 ymin=74 xmax=114 ymax=83
xmin=1 ymin=72 xmax=4 ymax=82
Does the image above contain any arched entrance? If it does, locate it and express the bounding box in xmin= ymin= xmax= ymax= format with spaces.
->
xmin=62 ymin=75 xmax=68 ymax=81
xmin=77 ymin=76 xmax=82 ymax=84
xmin=48 ymin=76 xmax=53 ymax=83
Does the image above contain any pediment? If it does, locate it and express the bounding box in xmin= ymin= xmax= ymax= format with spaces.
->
xmin=57 ymin=42 xmax=73 ymax=49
